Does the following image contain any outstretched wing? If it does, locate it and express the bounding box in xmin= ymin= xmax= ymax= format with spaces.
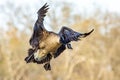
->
xmin=59 ymin=26 xmax=94 ymax=44
xmin=37 ymin=3 xmax=49 ymax=25
xmin=29 ymin=3 xmax=49 ymax=48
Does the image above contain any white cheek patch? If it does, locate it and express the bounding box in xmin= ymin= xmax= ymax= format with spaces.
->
xmin=34 ymin=50 xmax=39 ymax=59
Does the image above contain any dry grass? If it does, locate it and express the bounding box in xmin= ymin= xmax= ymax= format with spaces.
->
xmin=0 ymin=4 xmax=120 ymax=80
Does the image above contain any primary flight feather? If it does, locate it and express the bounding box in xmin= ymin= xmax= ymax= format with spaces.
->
xmin=25 ymin=3 xmax=94 ymax=71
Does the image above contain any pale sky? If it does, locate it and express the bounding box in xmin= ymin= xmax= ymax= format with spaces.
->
xmin=0 ymin=0 xmax=120 ymax=31
xmin=0 ymin=0 xmax=120 ymax=13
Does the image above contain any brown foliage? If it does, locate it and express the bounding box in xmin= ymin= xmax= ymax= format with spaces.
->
xmin=0 ymin=3 xmax=120 ymax=80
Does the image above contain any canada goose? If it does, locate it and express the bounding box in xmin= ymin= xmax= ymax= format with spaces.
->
xmin=25 ymin=3 xmax=94 ymax=71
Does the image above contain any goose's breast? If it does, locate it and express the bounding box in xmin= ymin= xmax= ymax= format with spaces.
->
xmin=40 ymin=33 xmax=61 ymax=53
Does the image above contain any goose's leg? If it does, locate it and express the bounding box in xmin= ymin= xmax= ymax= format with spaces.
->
xmin=67 ymin=43 xmax=73 ymax=49
xmin=44 ymin=61 xmax=51 ymax=71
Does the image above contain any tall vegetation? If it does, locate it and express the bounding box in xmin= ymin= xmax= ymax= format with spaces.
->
xmin=0 ymin=2 xmax=120 ymax=80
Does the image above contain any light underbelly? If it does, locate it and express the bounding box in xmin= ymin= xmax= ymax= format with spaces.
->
xmin=34 ymin=33 xmax=61 ymax=61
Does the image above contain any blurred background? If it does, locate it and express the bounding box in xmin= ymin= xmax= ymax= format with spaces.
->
xmin=0 ymin=0 xmax=120 ymax=80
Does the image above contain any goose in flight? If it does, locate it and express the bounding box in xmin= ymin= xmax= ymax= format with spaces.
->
xmin=25 ymin=3 xmax=94 ymax=71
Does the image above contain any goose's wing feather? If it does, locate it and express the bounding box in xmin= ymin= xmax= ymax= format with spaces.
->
xmin=53 ymin=27 xmax=94 ymax=58
xmin=29 ymin=3 xmax=49 ymax=48
xmin=59 ymin=26 xmax=94 ymax=44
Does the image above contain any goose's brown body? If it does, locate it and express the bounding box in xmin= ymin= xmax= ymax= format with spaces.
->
xmin=34 ymin=32 xmax=61 ymax=61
